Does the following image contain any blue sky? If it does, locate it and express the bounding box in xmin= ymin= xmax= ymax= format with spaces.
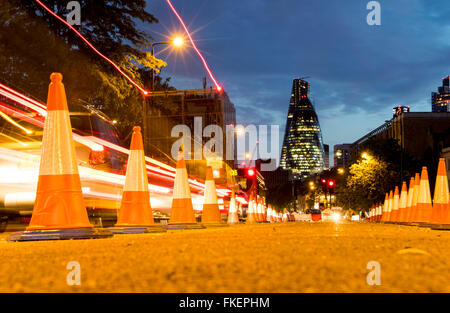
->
xmin=143 ymin=0 xmax=450 ymax=164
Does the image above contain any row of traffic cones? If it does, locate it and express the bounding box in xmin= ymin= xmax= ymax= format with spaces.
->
xmin=367 ymin=159 xmax=450 ymax=230
xmin=8 ymin=73 xmax=292 ymax=242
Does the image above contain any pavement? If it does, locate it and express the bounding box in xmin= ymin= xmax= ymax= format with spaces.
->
xmin=0 ymin=221 xmax=450 ymax=293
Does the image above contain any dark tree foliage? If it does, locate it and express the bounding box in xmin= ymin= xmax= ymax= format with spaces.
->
xmin=335 ymin=138 xmax=424 ymax=212
xmin=0 ymin=0 xmax=172 ymax=145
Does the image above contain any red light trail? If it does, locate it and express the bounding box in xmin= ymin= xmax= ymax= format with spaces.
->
xmin=165 ymin=0 xmax=222 ymax=92
xmin=34 ymin=0 xmax=150 ymax=96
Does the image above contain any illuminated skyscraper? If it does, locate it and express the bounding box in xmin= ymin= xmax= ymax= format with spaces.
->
xmin=280 ymin=78 xmax=325 ymax=179
xmin=431 ymin=76 xmax=450 ymax=112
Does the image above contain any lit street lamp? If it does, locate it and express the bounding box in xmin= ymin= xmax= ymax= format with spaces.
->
xmin=143 ymin=36 xmax=184 ymax=150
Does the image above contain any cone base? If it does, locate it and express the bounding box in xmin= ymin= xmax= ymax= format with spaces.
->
xmin=7 ymin=228 xmax=112 ymax=242
xmin=166 ymin=224 xmax=206 ymax=230
xmin=430 ymin=224 xmax=450 ymax=231
xmin=202 ymin=222 xmax=229 ymax=228
xmin=108 ymin=226 xmax=166 ymax=234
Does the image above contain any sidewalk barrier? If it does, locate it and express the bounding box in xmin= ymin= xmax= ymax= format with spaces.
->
xmin=8 ymin=73 xmax=112 ymax=241
xmin=110 ymin=126 xmax=165 ymax=234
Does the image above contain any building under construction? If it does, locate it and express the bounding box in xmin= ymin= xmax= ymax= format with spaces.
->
xmin=145 ymin=88 xmax=236 ymax=184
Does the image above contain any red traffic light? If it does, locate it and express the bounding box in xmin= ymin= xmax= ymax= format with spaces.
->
xmin=321 ymin=179 xmax=326 ymax=184
xmin=328 ymin=180 xmax=335 ymax=187
xmin=247 ymin=168 xmax=255 ymax=177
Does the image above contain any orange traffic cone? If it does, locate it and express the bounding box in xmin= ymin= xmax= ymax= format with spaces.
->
xmin=246 ymin=198 xmax=257 ymax=224
xmin=377 ymin=203 xmax=383 ymax=222
xmin=408 ymin=173 xmax=421 ymax=223
xmin=167 ymin=150 xmax=204 ymax=229
xmin=201 ymin=166 xmax=226 ymax=226
xmin=400 ymin=177 xmax=414 ymax=223
xmin=385 ymin=190 xmax=393 ymax=222
xmin=389 ymin=186 xmax=400 ymax=222
xmin=381 ymin=193 xmax=388 ymax=222
xmin=396 ymin=182 xmax=408 ymax=223
xmin=227 ymin=191 xmax=240 ymax=224
xmin=430 ymin=159 xmax=450 ymax=229
xmin=8 ymin=73 xmax=112 ymax=241
xmin=415 ymin=167 xmax=433 ymax=224
xmin=110 ymin=126 xmax=165 ymax=234
xmin=254 ymin=200 xmax=261 ymax=222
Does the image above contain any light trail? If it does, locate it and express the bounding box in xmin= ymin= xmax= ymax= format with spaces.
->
xmin=165 ymin=0 xmax=222 ymax=92
xmin=34 ymin=0 xmax=150 ymax=96
xmin=0 ymin=82 xmax=231 ymax=197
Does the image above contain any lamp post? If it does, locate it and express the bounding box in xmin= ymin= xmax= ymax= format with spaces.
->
xmin=142 ymin=37 xmax=184 ymax=151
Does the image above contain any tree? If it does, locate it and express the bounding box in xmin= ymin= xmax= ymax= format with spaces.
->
xmin=0 ymin=0 xmax=171 ymax=146
xmin=336 ymin=138 xmax=421 ymax=211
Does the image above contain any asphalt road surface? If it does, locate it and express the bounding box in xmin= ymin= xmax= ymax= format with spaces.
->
xmin=0 ymin=221 xmax=449 ymax=293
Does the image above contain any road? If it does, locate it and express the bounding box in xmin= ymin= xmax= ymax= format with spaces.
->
xmin=0 ymin=221 xmax=449 ymax=293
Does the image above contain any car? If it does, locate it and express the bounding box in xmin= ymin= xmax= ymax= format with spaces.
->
xmin=305 ymin=208 xmax=322 ymax=221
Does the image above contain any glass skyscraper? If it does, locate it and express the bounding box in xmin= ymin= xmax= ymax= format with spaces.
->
xmin=280 ymin=78 xmax=325 ymax=180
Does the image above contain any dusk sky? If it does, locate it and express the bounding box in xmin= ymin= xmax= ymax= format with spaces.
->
xmin=144 ymin=0 xmax=450 ymax=163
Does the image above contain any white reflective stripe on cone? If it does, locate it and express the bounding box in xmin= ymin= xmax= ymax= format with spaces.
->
xmin=229 ymin=199 xmax=236 ymax=213
xmin=123 ymin=149 xmax=148 ymax=192
xmin=204 ymin=180 xmax=218 ymax=204
xmin=418 ymin=179 xmax=431 ymax=203
xmin=39 ymin=110 xmax=78 ymax=176
xmin=173 ymin=167 xmax=191 ymax=199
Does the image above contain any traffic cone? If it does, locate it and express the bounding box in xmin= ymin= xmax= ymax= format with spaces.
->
xmin=254 ymin=200 xmax=261 ymax=222
xmin=246 ymin=196 xmax=257 ymax=224
xmin=407 ymin=173 xmax=421 ymax=223
xmin=201 ymin=166 xmax=226 ymax=226
xmin=227 ymin=191 xmax=240 ymax=224
xmin=267 ymin=205 xmax=273 ymax=222
xmin=396 ymin=182 xmax=408 ymax=224
xmin=414 ymin=167 xmax=433 ymax=225
xmin=377 ymin=203 xmax=382 ymax=222
xmin=384 ymin=191 xmax=393 ymax=222
xmin=167 ymin=150 xmax=204 ymax=229
xmin=430 ymin=159 xmax=450 ymax=229
xmin=400 ymin=177 xmax=414 ymax=223
xmin=8 ymin=73 xmax=112 ymax=241
xmin=389 ymin=186 xmax=400 ymax=222
xmin=380 ymin=193 xmax=388 ymax=222
xmin=110 ymin=126 xmax=165 ymax=234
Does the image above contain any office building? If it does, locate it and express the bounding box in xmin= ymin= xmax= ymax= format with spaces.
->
xmin=280 ymin=78 xmax=325 ymax=180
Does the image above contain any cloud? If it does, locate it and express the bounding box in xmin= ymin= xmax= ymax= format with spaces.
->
xmin=146 ymin=0 xmax=450 ymax=163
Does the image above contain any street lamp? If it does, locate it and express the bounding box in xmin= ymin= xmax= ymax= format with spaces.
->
xmin=149 ymin=36 xmax=184 ymax=90
xmin=361 ymin=152 xmax=370 ymax=160
xmin=143 ymin=36 xmax=184 ymax=151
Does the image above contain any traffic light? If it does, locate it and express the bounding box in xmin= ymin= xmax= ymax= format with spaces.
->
xmin=246 ymin=168 xmax=255 ymax=177
xmin=328 ymin=180 xmax=335 ymax=187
